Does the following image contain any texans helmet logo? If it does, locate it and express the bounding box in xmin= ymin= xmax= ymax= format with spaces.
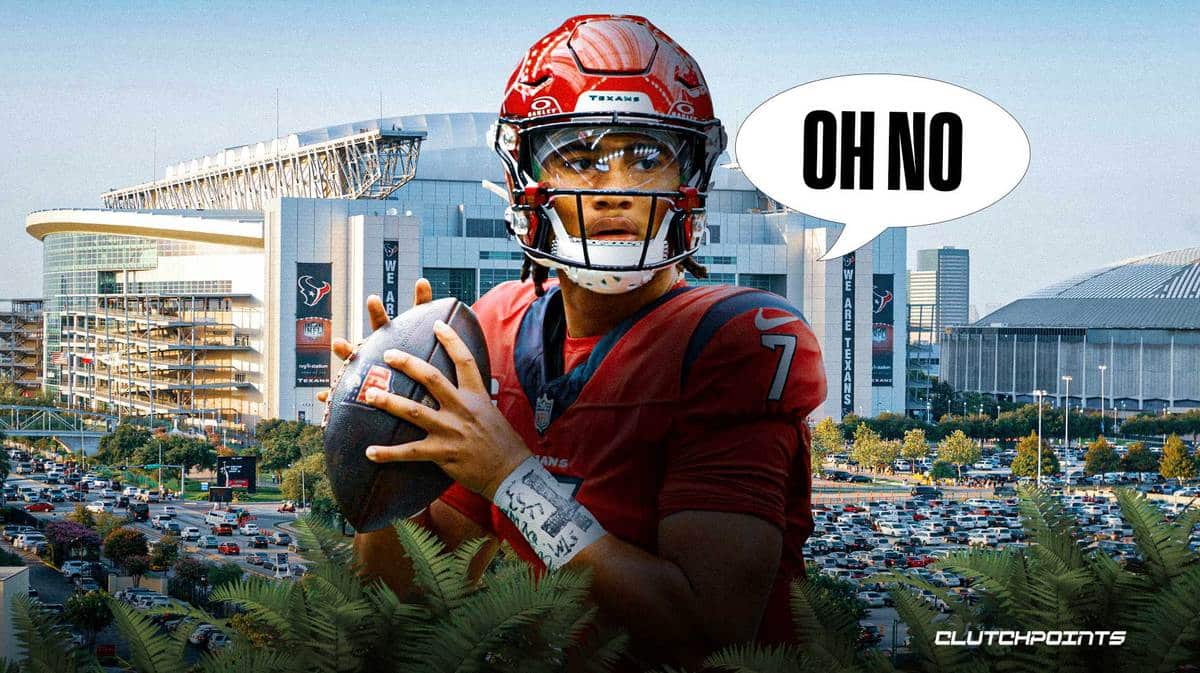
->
xmin=298 ymin=275 xmax=331 ymax=307
xmin=873 ymin=287 xmax=893 ymax=315
xmin=383 ymin=242 xmax=398 ymax=257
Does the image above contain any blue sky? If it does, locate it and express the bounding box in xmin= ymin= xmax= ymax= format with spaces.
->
xmin=1 ymin=1 xmax=1197 ymax=310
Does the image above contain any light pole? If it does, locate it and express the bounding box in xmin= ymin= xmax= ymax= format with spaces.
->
xmin=1062 ymin=375 xmax=1072 ymax=451
xmin=1098 ymin=365 xmax=1107 ymax=436
xmin=157 ymin=437 xmax=163 ymax=492
xmin=1034 ymin=389 xmax=1047 ymax=488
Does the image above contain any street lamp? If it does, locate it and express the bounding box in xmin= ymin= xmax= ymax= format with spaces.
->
xmin=1033 ymin=390 xmax=1048 ymax=488
xmin=1098 ymin=365 xmax=1107 ymax=436
xmin=1061 ymin=375 xmax=1072 ymax=450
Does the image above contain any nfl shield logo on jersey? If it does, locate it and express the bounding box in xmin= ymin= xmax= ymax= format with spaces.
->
xmin=534 ymin=394 xmax=554 ymax=433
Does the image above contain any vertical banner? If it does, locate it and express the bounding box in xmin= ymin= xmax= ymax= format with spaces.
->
xmin=841 ymin=253 xmax=856 ymax=416
xmin=295 ymin=262 xmax=332 ymax=387
xmin=872 ymin=273 xmax=895 ymax=386
xmin=382 ymin=240 xmax=399 ymax=317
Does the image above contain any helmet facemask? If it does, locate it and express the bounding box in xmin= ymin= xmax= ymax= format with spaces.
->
xmin=496 ymin=118 xmax=720 ymax=294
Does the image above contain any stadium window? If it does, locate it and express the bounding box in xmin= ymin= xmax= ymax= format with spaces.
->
xmin=738 ymin=273 xmax=787 ymax=296
xmin=684 ymin=272 xmax=736 ymax=287
xmin=479 ymin=250 xmax=523 ymax=261
xmin=479 ymin=268 xmax=523 ymax=295
xmin=422 ymin=267 xmax=477 ymax=305
xmin=465 ymin=218 xmax=509 ymax=238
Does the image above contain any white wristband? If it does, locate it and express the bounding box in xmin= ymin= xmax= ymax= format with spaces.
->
xmin=493 ymin=456 xmax=606 ymax=570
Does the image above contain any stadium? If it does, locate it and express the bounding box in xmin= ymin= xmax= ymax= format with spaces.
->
xmin=25 ymin=112 xmax=910 ymax=434
xmin=941 ymin=247 xmax=1200 ymax=412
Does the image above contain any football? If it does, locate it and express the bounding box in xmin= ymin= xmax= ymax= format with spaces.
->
xmin=322 ymin=297 xmax=491 ymax=532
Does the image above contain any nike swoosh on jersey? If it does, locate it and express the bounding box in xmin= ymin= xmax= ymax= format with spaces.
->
xmin=754 ymin=308 xmax=800 ymax=331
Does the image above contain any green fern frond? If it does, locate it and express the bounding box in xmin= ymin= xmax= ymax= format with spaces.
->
xmin=1017 ymin=486 xmax=1087 ymax=570
xmin=888 ymin=586 xmax=986 ymax=673
xmin=209 ymin=576 xmax=297 ymax=639
xmin=579 ymin=623 xmax=631 ymax=673
xmin=106 ymin=596 xmax=188 ymax=673
xmin=195 ymin=642 xmax=298 ymax=673
xmin=1119 ymin=562 xmax=1200 ymax=672
xmin=1116 ymin=488 xmax=1197 ymax=586
xmin=393 ymin=518 xmax=468 ymax=614
xmin=292 ymin=516 xmax=356 ymax=569
xmin=787 ymin=578 xmax=873 ymax=673
xmin=9 ymin=595 xmax=93 ymax=673
xmin=704 ymin=642 xmax=805 ymax=673
xmin=939 ymin=548 xmax=1024 ymax=619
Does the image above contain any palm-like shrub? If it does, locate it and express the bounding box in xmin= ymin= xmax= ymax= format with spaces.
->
xmin=6 ymin=490 xmax=1199 ymax=672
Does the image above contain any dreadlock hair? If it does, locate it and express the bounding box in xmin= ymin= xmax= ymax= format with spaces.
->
xmin=681 ymin=255 xmax=709 ymax=281
xmin=520 ymin=256 xmax=552 ymax=297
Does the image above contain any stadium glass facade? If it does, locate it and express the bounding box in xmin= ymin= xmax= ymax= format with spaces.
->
xmin=28 ymin=112 xmax=910 ymax=428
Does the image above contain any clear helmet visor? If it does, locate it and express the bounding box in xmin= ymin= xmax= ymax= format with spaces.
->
xmin=529 ymin=126 xmax=699 ymax=191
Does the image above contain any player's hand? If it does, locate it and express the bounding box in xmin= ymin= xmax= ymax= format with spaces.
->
xmin=316 ymin=279 xmax=432 ymax=403
xmin=360 ymin=320 xmax=531 ymax=500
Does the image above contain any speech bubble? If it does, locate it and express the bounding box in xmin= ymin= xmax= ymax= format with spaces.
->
xmin=735 ymin=74 xmax=1030 ymax=259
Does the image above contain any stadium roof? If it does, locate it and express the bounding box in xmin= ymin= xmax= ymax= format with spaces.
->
xmin=978 ymin=246 xmax=1200 ymax=330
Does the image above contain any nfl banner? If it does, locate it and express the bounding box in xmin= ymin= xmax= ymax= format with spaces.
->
xmin=295 ymin=262 xmax=332 ymax=387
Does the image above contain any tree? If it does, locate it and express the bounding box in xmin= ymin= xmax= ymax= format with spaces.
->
xmin=1160 ymin=434 xmax=1197 ymax=480
xmin=901 ymin=428 xmax=929 ymax=462
xmin=124 ymin=555 xmax=150 ymax=587
xmin=937 ymin=430 xmax=980 ymax=480
xmin=92 ymin=511 xmax=130 ymax=540
xmin=1010 ymin=431 xmax=1060 ymax=478
xmin=208 ymin=561 xmax=244 ymax=589
xmin=0 ymin=445 xmax=9 ymax=482
xmin=43 ymin=521 xmax=101 ymax=567
xmin=96 ymin=423 xmax=151 ymax=466
xmin=281 ymin=451 xmax=338 ymax=521
xmin=1084 ymin=436 xmax=1120 ymax=475
xmin=63 ymin=591 xmax=112 ymax=647
xmin=150 ymin=534 xmax=179 ymax=570
xmin=65 ymin=504 xmax=96 ymax=529
xmin=1121 ymin=441 xmax=1158 ymax=473
xmin=849 ymin=424 xmax=883 ymax=471
xmin=929 ymin=461 xmax=957 ymax=481
xmin=804 ymin=564 xmax=868 ymax=620
xmin=257 ymin=419 xmax=322 ymax=480
xmin=103 ymin=528 xmax=148 ymax=572
xmin=811 ymin=417 xmax=843 ymax=474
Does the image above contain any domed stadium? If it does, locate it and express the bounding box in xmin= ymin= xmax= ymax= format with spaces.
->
xmin=942 ymin=247 xmax=1200 ymax=413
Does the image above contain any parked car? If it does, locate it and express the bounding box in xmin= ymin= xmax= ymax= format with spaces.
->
xmin=188 ymin=624 xmax=218 ymax=646
xmin=206 ymin=631 xmax=230 ymax=652
xmin=74 ymin=577 xmax=100 ymax=593
xmin=218 ymin=542 xmax=240 ymax=556
xmin=61 ymin=560 xmax=89 ymax=579
xmin=23 ymin=502 xmax=54 ymax=512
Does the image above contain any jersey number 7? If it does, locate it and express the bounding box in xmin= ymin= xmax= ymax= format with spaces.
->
xmin=760 ymin=334 xmax=797 ymax=401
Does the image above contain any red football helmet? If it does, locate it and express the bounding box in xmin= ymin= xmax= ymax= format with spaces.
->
xmin=493 ymin=15 xmax=726 ymax=294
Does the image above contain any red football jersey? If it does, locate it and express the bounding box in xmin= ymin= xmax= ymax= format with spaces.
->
xmin=439 ymin=276 xmax=826 ymax=643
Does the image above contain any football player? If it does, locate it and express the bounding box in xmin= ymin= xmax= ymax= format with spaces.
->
xmin=322 ymin=14 xmax=827 ymax=665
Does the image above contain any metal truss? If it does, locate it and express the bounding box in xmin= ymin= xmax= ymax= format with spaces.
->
xmin=101 ymin=128 xmax=425 ymax=211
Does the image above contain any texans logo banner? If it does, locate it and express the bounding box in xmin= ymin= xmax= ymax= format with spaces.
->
xmin=296 ymin=262 xmax=333 ymax=387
